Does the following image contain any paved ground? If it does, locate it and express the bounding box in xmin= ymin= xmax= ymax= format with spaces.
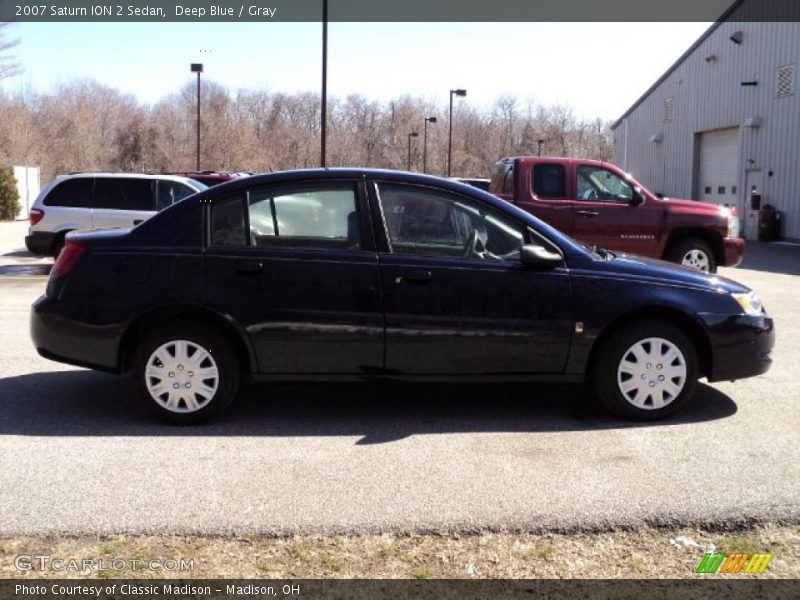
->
xmin=0 ymin=222 xmax=798 ymax=536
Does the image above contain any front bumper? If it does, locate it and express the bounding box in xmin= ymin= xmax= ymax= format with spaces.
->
xmin=31 ymin=295 xmax=121 ymax=372
xmin=722 ymin=236 xmax=745 ymax=267
xmin=698 ymin=312 xmax=774 ymax=382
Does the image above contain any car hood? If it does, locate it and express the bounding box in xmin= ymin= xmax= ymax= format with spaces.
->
xmin=662 ymin=196 xmax=733 ymax=215
xmin=592 ymin=251 xmax=750 ymax=294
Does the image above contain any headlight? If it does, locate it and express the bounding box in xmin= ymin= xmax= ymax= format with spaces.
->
xmin=731 ymin=291 xmax=764 ymax=316
xmin=727 ymin=214 xmax=740 ymax=238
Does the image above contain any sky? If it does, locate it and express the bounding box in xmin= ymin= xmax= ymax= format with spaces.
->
xmin=1 ymin=21 xmax=713 ymax=122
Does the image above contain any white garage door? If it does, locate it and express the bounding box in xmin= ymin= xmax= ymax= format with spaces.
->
xmin=698 ymin=128 xmax=739 ymax=208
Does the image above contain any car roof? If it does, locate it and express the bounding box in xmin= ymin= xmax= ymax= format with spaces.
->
xmin=58 ymin=172 xmax=202 ymax=184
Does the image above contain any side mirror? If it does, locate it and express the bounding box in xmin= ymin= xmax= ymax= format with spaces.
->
xmin=520 ymin=244 xmax=562 ymax=269
xmin=630 ymin=187 xmax=646 ymax=207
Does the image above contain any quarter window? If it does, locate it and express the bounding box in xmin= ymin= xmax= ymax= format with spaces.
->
xmin=43 ymin=178 xmax=94 ymax=208
xmin=377 ymin=183 xmax=525 ymax=261
xmin=576 ymin=166 xmax=633 ymax=202
xmin=532 ymin=164 xmax=566 ymax=199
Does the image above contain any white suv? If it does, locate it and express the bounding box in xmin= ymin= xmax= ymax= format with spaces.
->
xmin=25 ymin=173 xmax=206 ymax=256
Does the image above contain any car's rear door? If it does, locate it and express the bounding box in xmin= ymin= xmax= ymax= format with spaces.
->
xmin=92 ymin=177 xmax=157 ymax=229
xmin=371 ymin=180 xmax=572 ymax=375
xmin=203 ymin=179 xmax=384 ymax=374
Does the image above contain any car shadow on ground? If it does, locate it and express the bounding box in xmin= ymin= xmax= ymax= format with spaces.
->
xmin=0 ymin=371 xmax=737 ymax=443
xmin=732 ymin=241 xmax=800 ymax=276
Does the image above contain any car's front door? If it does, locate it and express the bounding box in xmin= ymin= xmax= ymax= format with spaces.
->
xmin=372 ymin=181 xmax=572 ymax=375
xmin=203 ymin=180 xmax=384 ymax=374
xmin=574 ymin=164 xmax=659 ymax=256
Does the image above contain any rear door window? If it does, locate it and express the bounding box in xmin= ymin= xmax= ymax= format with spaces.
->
xmin=94 ymin=178 xmax=156 ymax=211
xmin=532 ymin=164 xmax=566 ymax=199
xmin=248 ymin=184 xmax=360 ymax=250
xmin=43 ymin=178 xmax=94 ymax=208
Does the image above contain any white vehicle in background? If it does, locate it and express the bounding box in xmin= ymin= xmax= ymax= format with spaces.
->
xmin=25 ymin=173 xmax=206 ymax=256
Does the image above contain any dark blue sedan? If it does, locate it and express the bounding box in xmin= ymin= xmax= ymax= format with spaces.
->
xmin=31 ymin=169 xmax=774 ymax=423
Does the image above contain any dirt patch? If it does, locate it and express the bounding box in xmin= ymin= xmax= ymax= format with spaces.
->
xmin=1 ymin=525 xmax=797 ymax=579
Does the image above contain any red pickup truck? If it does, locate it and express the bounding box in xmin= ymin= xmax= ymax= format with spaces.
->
xmin=489 ymin=157 xmax=744 ymax=272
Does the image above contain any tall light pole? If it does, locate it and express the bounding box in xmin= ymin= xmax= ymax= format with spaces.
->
xmin=190 ymin=63 xmax=203 ymax=171
xmin=407 ymin=132 xmax=418 ymax=171
xmin=447 ymin=88 xmax=467 ymax=177
xmin=423 ymin=116 xmax=437 ymax=174
xmin=320 ymin=0 xmax=328 ymax=167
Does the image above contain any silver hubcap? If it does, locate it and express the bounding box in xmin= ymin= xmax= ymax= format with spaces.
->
xmin=617 ymin=337 xmax=687 ymax=410
xmin=145 ymin=340 xmax=219 ymax=413
xmin=681 ymin=249 xmax=710 ymax=272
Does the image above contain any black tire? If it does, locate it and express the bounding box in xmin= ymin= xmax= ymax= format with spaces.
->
xmin=664 ymin=237 xmax=717 ymax=273
xmin=132 ymin=322 xmax=240 ymax=424
xmin=51 ymin=232 xmax=68 ymax=258
xmin=592 ymin=319 xmax=698 ymax=420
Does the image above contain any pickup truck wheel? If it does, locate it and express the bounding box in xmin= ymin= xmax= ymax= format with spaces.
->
xmin=665 ymin=238 xmax=716 ymax=273
xmin=133 ymin=324 xmax=239 ymax=424
xmin=593 ymin=319 xmax=698 ymax=420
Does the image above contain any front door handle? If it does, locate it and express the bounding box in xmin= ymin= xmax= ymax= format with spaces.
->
xmin=236 ymin=260 xmax=265 ymax=275
xmin=576 ymin=210 xmax=599 ymax=217
xmin=133 ymin=219 xmax=143 ymax=225
xmin=397 ymin=269 xmax=432 ymax=284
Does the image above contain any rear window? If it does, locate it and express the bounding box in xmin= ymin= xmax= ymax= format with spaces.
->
xmin=94 ymin=178 xmax=156 ymax=211
xmin=532 ymin=164 xmax=566 ymax=199
xmin=43 ymin=178 xmax=94 ymax=208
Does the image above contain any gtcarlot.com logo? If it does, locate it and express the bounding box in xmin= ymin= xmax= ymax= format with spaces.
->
xmin=696 ymin=552 xmax=773 ymax=574
xmin=14 ymin=554 xmax=194 ymax=573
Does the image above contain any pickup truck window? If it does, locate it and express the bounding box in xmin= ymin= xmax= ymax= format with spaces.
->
xmin=577 ymin=166 xmax=633 ymax=202
xmin=532 ymin=164 xmax=566 ymax=199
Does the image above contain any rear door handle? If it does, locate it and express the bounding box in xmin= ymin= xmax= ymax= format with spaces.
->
xmin=576 ymin=210 xmax=599 ymax=217
xmin=236 ymin=260 xmax=265 ymax=275
xmin=396 ymin=269 xmax=432 ymax=284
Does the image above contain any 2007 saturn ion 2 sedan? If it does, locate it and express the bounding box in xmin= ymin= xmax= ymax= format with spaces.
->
xmin=31 ymin=169 xmax=775 ymax=424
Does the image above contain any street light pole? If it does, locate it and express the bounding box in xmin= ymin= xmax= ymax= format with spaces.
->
xmin=423 ymin=116 xmax=436 ymax=174
xmin=447 ymin=88 xmax=466 ymax=177
xmin=537 ymin=138 xmax=544 ymax=156
xmin=407 ymin=132 xmax=418 ymax=171
xmin=190 ymin=63 xmax=203 ymax=171
xmin=320 ymin=0 xmax=328 ymax=167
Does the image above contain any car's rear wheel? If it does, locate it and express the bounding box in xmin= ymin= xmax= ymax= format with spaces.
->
xmin=665 ymin=237 xmax=716 ymax=273
xmin=133 ymin=324 xmax=239 ymax=424
xmin=593 ymin=319 xmax=698 ymax=419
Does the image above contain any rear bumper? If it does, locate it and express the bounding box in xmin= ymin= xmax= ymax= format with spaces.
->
xmin=25 ymin=231 xmax=57 ymax=255
xmin=698 ymin=312 xmax=774 ymax=382
xmin=722 ymin=236 xmax=745 ymax=267
xmin=31 ymin=295 xmax=121 ymax=373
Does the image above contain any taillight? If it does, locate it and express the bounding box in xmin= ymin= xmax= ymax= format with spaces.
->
xmin=49 ymin=241 xmax=86 ymax=280
xmin=30 ymin=208 xmax=45 ymax=226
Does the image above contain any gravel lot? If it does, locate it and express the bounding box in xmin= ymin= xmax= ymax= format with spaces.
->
xmin=0 ymin=220 xmax=798 ymax=537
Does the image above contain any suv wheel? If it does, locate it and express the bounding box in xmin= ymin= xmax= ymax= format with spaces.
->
xmin=665 ymin=238 xmax=716 ymax=273
xmin=593 ymin=320 xmax=698 ymax=419
xmin=133 ymin=324 xmax=239 ymax=424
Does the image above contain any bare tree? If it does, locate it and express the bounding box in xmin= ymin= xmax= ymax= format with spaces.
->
xmin=0 ymin=23 xmax=20 ymax=79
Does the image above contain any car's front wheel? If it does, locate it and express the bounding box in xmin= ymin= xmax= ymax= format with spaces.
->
xmin=593 ymin=319 xmax=698 ymax=419
xmin=665 ymin=237 xmax=716 ymax=273
xmin=133 ymin=324 xmax=239 ymax=424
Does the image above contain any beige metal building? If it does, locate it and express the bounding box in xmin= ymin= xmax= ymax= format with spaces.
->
xmin=612 ymin=0 xmax=800 ymax=240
